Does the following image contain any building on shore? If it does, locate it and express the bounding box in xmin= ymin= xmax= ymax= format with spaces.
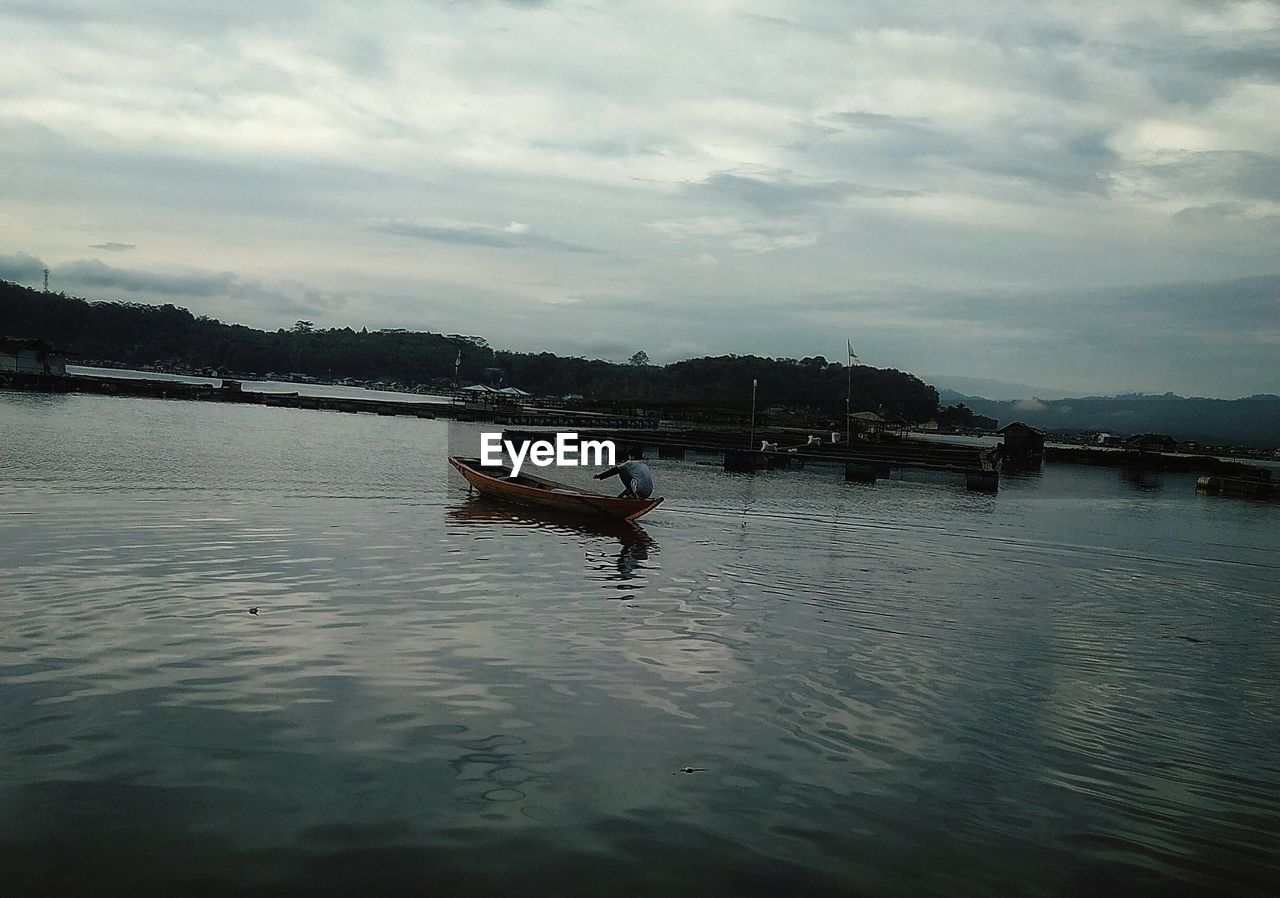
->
xmin=0 ymin=337 xmax=76 ymax=376
xmin=1124 ymin=433 xmax=1178 ymax=453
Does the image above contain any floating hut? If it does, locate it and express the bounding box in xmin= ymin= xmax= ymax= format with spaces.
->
xmin=849 ymin=411 xmax=887 ymax=441
xmin=998 ymin=421 xmax=1045 ymax=471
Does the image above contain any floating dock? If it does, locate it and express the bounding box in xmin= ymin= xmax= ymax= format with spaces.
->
xmin=1196 ymin=475 xmax=1278 ymax=502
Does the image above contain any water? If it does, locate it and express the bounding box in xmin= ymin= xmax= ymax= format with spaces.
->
xmin=2 ymin=392 xmax=1278 ymax=897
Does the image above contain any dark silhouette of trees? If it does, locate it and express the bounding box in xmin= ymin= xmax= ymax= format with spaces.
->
xmin=936 ymin=403 xmax=998 ymax=431
xmin=0 ymin=279 xmax=940 ymax=420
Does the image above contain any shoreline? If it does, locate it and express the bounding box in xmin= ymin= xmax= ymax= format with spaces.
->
xmin=4 ymin=369 xmax=1272 ymax=486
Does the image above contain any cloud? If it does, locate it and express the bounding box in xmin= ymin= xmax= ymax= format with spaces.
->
xmin=0 ymin=252 xmax=47 ymax=283
xmin=828 ymin=111 xmax=933 ymax=131
xmin=531 ymin=136 xmax=668 ymax=159
xmin=89 ymin=242 xmax=136 ymax=252
xmin=655 ymin=338 xmax=712 ymax=363
xmin=1134 ymin=26 xmax=1280 ymax=105
xmin=819 ymin=111 xmax=965 ymax=157
xmin=685 ymin=170 xmax=920 ymax=214
xmin=812 ymin=111 xmax=1120 ymax=197
xmin=1140 ymin=150 xmax=1280 ymax=202
xmin=1172 ymin=201 xmax=1250 ymax=222
xmin=648 ymin=217 xmax=819 ymax=254
xmin=370 ymin=218 xmax=603 ymax=254
xmin=892 ymin=275 xmax=1280 ymax=394
xmin=1171 ymin=202 xmax=1280 ymax=235
xmin=58 ymin=259 xmax=238 ymax=297
xmin=2 ymin=0 xmax=1278 ymax=397
xmin=966 ymin=128 xmax=1121 ymax=196
xmin=1 ymin=252 xmax=337 ymax=325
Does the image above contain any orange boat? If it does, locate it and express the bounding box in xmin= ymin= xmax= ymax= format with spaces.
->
xmin=448 ymin=456 xmax=664 ymax=521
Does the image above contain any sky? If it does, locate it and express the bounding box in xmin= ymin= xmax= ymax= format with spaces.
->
xmin=1 ymin=0 xmax=1278 ymax=399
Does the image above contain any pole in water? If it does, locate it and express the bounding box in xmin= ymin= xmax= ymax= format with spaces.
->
xmin=749 ymin=378 xmax=758 ymax=449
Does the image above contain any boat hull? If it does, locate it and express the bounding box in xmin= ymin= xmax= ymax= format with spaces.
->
xmin=448 ymin=456 xmax=663 ymax=521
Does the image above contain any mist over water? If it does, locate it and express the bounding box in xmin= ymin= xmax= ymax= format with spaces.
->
xmin=2 ymin=393 xmax=1278 ymax=897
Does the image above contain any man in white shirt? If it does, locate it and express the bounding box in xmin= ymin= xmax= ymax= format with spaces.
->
xmin=594 ymin=451 xmax=654 ymax=498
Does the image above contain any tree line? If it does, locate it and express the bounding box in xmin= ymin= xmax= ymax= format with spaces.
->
xmin=1 ymin=280 xmax=940 ymax=421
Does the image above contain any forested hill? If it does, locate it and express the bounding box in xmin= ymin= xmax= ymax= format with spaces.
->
xmin=1 ymin=280 xmax=939 ymax=420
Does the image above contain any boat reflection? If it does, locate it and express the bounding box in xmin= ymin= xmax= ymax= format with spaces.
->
xmin=446 ymin=498 xmax=659 ymax=582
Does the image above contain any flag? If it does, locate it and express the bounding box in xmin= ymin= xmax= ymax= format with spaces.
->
xmin=847 ymin=340 xmax=859 ymax=366
xmin=455 ymin=349 xmax=462 ymax=367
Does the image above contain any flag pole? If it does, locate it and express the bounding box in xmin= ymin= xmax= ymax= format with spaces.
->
xmin=845 ymin=340 xmax=853 ymax=446
xmin=749 ymin=378 xmax=758 ymax=450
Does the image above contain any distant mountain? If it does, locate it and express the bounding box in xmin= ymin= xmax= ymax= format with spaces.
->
xmin=938 ymin=388 xmax=990 ymax=405
xmin=947 ymin=394 xmax=1280 ymax=450
xmin=923 ymin=374 xmax=1076 ymax=401
xmin=1112 ymin=392 xmax=1278 ymax=401
xmin=1109 ymin=392 xmax=1188 ymax=401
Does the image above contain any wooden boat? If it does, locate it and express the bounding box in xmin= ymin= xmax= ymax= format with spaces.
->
xmin=448 ymin=456 xmax=664 ymax=521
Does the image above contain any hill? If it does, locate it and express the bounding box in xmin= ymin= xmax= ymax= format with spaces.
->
xmin=0 ymin=280 xmax=938 ymax=420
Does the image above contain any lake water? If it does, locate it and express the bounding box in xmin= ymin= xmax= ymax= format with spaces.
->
xmin=2 ymin=392 xmax=1278 ymax=897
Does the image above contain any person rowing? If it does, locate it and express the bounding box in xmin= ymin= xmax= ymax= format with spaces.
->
xmin=594 ymin=449 xmax=654 ymax=499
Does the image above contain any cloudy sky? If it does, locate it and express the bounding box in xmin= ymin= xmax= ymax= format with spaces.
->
xmin=2 ymin=0 xmax=1278 ymax=398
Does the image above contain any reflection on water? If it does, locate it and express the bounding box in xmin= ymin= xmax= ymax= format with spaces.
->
xmin=1120 ymin=465 xmax=1164 ymax=492
xmin=2 ymin=392 xmax=1279 ymax=897
xmin=447 ymin=499 xmax=659 ymax=584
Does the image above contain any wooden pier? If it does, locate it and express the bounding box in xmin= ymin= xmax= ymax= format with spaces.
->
xmin=532 ymin=426 xmax=991 ymax=478
xmin=0 ymin=371 xmax=650 ymax=429
xmin=7 ymin=370 xmax=1270 ymax=493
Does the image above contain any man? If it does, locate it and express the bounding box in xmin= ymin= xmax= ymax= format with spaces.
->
xmin=594 ymin=450 xmax=654 ymax=499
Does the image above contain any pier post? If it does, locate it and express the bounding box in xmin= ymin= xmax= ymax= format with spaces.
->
xmin=844 ymin=462 xmax=877 ymax=483
xmin=966 ymin=469 xmax=999 ymax=492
